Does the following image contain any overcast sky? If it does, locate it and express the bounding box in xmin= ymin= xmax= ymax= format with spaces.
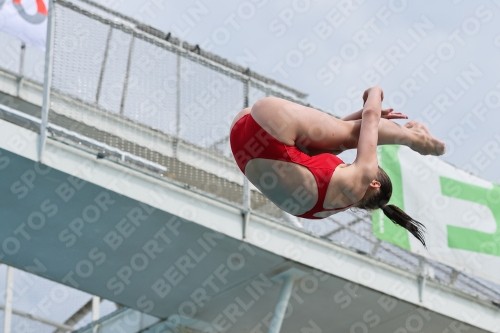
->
xmin=91 ymin=0 xmax=500 ymax=185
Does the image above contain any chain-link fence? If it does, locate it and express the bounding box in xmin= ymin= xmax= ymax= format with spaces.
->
xmin=47 ymin=0 xmax=314 ymax=217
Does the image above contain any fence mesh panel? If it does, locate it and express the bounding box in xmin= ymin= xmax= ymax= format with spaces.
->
xmin=96 ymin=28 xmax=132 ymax=113
xmin=179 ymin=58 xmax=243 ymax=148
xmin=122 ymin=37 xmax=177 ymax=135
xmin=49 ymin=2 xmax=251 ymax=206
xmin=52 ymin=6 xmax=109 ymax=104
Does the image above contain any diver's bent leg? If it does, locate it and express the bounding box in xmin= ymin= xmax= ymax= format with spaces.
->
xmin=342 ymin=118 xmax=445 ymax=156
xmin=250 ymin=97 xmax=445 ymax=155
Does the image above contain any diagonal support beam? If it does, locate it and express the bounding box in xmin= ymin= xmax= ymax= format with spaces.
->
xmin=53 ymin=298 xmax=94 ymax=333
xmin=268 ymin=268 xmax=308 ymax=333
xmin=322 ymin=216 xmax=365 ymax=239
xmin=140 ymin=315 xmax=213 ymax=333
xmin=73 ymin=308 xmax=159 ymax=333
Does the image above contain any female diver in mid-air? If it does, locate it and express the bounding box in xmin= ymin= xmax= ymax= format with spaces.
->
xmin=229 ymin=86 xmax=446 ymax=247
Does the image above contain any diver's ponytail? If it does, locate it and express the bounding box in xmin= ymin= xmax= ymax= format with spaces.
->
xmin=362 ymin=167 xmax=427 ymax=247
xmin=382 ymin=204 xmax=426 ymax=248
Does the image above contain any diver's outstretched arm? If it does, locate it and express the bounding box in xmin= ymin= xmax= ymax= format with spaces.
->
xmin=341 ymin=108 xmax=408 ymax=121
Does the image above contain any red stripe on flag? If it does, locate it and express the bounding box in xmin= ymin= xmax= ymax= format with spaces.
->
xmin=37 ymin=0 xmax=48 ymax=15
xmin=12 ymin=0 xmax=48 ymax=15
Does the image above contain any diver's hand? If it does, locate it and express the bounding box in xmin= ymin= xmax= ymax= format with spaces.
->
xmin=362 ymin=86 xmax=384 ymax=105
xmin=381 ymin=108 xmax=408 ymax=119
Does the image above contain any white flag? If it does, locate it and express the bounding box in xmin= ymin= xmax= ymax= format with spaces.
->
xmin=0 ymin=0 xmax=48 ymax=49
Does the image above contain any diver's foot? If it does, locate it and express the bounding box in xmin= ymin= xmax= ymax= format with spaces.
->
xmin=404 ymin=121 xmax=446 ymax=156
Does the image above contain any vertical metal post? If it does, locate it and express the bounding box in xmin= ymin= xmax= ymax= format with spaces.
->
xmin=92 ymin=296 xmax=100 ymax=333
xmin=39 ymin=0 xmax=55 ymax=162
xmin=120 ymin=36 xmax=135 ymax=115
xmin=4 ymin=266 xmax=14 ymax=333
xmin=174 ymin=46 xmax=182 ymax=158
xmin=370 ymin=239 xmax=381 ymax=256
xmin=95 ymin=26 xmax=113 ymax=105
xmin=92 ymin=296 xmax=100 ymax=321
xmin=242 ymin=183 xmax=250 ymax=239
xmin=17 ymin=42 xmax=26 ymax=96
xmin=242 ymin=80 xmax=250 ymax=239
xmin=268 ymin=274 xmax=294 ymax=333
xmin=418 ymin=257 xmax=427 ymax=303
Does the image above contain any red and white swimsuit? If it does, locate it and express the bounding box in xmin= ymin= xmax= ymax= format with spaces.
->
xmin=230 ymin=114 xmax=353 ymax=219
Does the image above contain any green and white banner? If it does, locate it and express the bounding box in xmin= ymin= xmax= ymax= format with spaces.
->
xmin=373 ymin=145 xmax=500 ymax=284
